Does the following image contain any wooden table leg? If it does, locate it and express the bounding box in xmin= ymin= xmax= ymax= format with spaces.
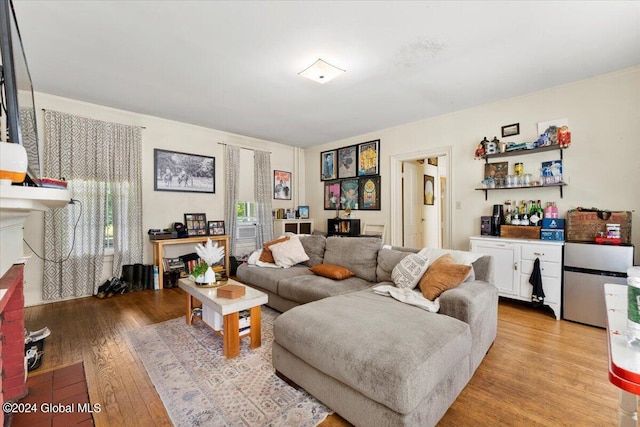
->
xmin=250 ymin=306 xmax=261 ymax=350
xmin=186 ymin=295 xmax=193 ymax=325
xmin=223 ymin=312 xmax=240 ymax=358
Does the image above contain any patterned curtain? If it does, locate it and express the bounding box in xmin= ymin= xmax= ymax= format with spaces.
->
xmin=254 ymin=150 xmax=273 ymax=247
xmin=109 ymin=124 xmax=143 ymax=276
xmin=42 ymin=110 xmax=142 ymax=300
xmin=224 ymin=145 xmax=240 ymax=255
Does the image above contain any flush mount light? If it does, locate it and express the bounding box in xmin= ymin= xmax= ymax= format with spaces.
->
xmin=298 ymin=58 xmax=345 ymax=84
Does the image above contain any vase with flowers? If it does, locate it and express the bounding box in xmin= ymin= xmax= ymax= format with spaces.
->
xmin=192 ymin=238 xmax=226 ymax=286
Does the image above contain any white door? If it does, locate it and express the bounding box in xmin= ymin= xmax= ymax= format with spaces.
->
xmin=402 ymin=161 xmax=422 ymax=248
xmin=470 ymin=239 xmax=520 ymax=296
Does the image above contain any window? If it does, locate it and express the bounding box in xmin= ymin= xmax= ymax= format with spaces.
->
xmin=236 ymin=201 xmax=257 ymax=223
xmin=104 ymin=183 xmax=113 ymax=249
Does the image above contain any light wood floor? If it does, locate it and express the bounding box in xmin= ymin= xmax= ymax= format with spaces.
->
xmin=25 ymin=291 xmax=619 ymax=426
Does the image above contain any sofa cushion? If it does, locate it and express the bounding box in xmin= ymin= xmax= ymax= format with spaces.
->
xmin=259 ymin=236 xmax=290 ymax=264
xmin=235 ymin=264 xmax=313 ymax=295
xmin=376 ymin=247 xmax=417 ymax=283
xmin=391 ymin=253 xmax=429 ymax=289
xmin=270 ymin=237 xmax=310 ymax=268
xmin=419 ymin=254 xmax=472 ymax=300
xmin=274 ymin=288 xmax=471 ymax=414
xmin=310 ymin=264 xmax=355 ymax=280
xmin=277 ymin=275 xmax=372 ymax=304
xmin=323 ymin=236 xmax=381 ymax=282
xmin=298 ymin=235 xmax=326 ymax=267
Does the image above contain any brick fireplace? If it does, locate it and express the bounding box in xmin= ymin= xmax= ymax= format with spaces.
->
xmin=0 ymin=264 xmax=26 ymax=426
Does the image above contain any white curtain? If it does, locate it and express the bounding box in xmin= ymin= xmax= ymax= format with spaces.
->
xmin=254 ymin=150 xmax=273 ymax=247
xmin=42 ymin=110 xmax=142 ymax=300
xmin=225 ymin=145 xmax=240 ymax=255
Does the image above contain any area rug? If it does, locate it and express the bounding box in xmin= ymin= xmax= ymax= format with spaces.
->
xmin=127 ymin=306 xmax=331 ymax=427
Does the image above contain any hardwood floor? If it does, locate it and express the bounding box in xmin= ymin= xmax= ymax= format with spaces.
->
xmin=24 ymin=291 xmax=619 ymax=426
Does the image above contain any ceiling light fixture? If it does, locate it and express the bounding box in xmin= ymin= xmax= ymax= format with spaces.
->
xmin=298 ymin=58 xmax=345 ymax=84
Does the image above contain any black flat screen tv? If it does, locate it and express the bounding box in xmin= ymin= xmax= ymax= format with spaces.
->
xmin=0 ymin=0 xmax=41 ymax=184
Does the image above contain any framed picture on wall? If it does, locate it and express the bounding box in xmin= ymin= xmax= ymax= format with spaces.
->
xmin=274 ymin=170 xmax=292 ymax=200
xmin=184 ymin=213 xmax=208 ymax=236
xmin=424 ymin=175 xmax=434 ymax=206
xmin=324 ymin=181 xmax=341 ymax=210
xmin=358 ymin=176 xmax=381 ymax=210
xmin=357 ymin=139 xmax=379 ymax=176
xmin=337 ymin=145 xmax=357 ymax=178
xmin=154 ymin=149 xmax=215 ymax=193
xmin=340 ymin=179 xmax=359 ymax=210
xmin=320 ymin=149 xmax=337 ymax=181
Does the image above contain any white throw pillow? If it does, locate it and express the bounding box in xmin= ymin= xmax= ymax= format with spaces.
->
xmin=391 ymin=253 xmax=430 ymax=289
xmin=419 ymin=248 xmax=481 ymax=281
xmin=269 ymin=236 xmax=310 ymax=268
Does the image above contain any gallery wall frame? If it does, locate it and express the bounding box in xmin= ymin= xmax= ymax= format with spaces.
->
xmin=337 ymin=145 xmax=358 ymax=179
xmin=357 ymin=139 xmax=380 ymax=176
xmin=324 ymin=181 xmax=341 ymax=210
xmin=274 ymin=170 xmax=292 ymax=200
xmin=320 ymin=149 xmax=338 ymax=181
xmin=154 ymin=148 xmax=215 ymax=193
xmin=358 ymin=176 xmax=381 ymax=210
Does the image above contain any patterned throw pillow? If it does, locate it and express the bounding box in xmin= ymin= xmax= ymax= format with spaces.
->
xmin=391 ymin=253 xmax=430 ymax=289
xmin=418 ymin=254 xmax=472 ymax=300
xmin=258 ymin=236 xmax=290 ymax=264
xmin=310 ymin=264 xmax=355 ymax=280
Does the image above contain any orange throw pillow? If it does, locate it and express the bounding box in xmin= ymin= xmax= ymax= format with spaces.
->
xmin=259 ymin=237 xmax=290 ymax=264
xmin=310 ymin=264 xmax=355 ymax=280
xmin=418 ymin=254 xmax=472 ymax=300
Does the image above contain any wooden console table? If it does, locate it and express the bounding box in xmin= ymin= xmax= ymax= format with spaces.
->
xmin=151 ymin=235 xmax=230 ymax=289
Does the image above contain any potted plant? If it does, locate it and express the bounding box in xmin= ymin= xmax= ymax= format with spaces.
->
xmin=190 ymin=262 xmax=210 ymax=284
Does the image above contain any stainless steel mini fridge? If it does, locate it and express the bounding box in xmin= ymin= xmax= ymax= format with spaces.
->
xmin=563 ymin=242 xmax=634 ymax=328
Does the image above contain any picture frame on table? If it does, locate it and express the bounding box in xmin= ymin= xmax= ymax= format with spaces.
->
xmin=324 ymin=181 xmax=341 ymax=210
xmin=337 ymin=145 xmax=357 ymax=179
xmin=357 ymin=139 xmax=380 ymax=176
xmin=184 ymin=213 xmax=208 ymax=236
xmin=154 ymin=149 xmax=215 ymax=193
xmin=298 ymin=206 xmax=310 ymax=219
xmin=274 ymin=170 xmax=292 ymax=200
xmin=208 ymin=220 xmax=225 ymax=236
xmin=358 ymin=176 xmax=381 ymax=210
xmin=320 ymin=149 xmax=338 ymax=181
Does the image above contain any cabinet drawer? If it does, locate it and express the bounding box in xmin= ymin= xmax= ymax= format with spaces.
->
xmin=520 ymin=275 xmax=561 ymax=304
xmin=520 ymin=259 xmax=561 ymax=278
xmin=521 ymin=244 xmax=562 ymax=263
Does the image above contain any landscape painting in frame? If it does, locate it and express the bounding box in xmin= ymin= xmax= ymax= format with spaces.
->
xmin=154 ymin=149 xmax=215 ymax=193
xmin=338 ymin=145 xmax=357 ymax=178
xmin=357 ymin=139 xmax=379 ymax=176
xmin=324 ymin=181 xmax=341 ymax=210
xmin=359 ymin=176 xmax=381 ymax=210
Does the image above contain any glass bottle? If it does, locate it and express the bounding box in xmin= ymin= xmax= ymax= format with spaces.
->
xmin=504 ymin=200 xmax=512 ymax=225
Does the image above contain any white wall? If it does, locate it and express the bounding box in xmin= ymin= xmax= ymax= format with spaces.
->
xmin=304 ymin=66 xmax=640 ymax=264
xmin=22 ymin=93 xmax=298 ymax=306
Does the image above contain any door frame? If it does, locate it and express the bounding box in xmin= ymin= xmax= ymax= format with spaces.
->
xmin=390 ymin=146 xmax=452 ymax=248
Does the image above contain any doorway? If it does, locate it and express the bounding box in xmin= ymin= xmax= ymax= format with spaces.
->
xmin=390 ymin=147 xmax=452 ymax=249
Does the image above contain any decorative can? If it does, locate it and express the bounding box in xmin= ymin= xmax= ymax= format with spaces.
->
xmin=514 ymin=162 xmax=524 ymax=176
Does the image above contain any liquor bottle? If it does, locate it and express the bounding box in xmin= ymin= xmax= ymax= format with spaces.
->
xmin=504 ymin=200 xmax=512 ymax=225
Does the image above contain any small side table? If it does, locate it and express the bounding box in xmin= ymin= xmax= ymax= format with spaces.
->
xmin=605 ymin=283 xmax=640 ymax=427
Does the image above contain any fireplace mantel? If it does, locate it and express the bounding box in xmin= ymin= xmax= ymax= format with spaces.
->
xmin=0 ymin=185 xmax=70 ymax=277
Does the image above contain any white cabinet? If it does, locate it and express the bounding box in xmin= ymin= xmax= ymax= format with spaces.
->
xmin=470 ymin=236 xmax=564 ymax=319
xmin=274 ymin=219 xmax=314 ymax=237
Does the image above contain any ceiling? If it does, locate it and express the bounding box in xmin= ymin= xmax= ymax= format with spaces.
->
xmin=12 ymin=1 xmax=640 ymax=148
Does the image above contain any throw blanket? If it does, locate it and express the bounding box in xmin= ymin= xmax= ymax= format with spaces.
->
xmin=372 ymin=285 xmax=440 ymax=312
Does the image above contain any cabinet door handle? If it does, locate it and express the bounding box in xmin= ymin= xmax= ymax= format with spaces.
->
xmin=533 ymin=252 xmax=545 ymax=256
xmin=514 ymin=262 xmax=518 ymax=271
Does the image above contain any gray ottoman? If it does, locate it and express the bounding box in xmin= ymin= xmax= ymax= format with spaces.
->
xmin=273 ymin=288 xmax=473 ymax=427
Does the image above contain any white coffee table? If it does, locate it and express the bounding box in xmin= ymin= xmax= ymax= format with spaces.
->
xmin=178 ymin=278 xmax=268 ymax=359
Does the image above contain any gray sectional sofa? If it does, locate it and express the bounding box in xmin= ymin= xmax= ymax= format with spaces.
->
xmin=236 ymin=235 xmax=498 ymax=427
